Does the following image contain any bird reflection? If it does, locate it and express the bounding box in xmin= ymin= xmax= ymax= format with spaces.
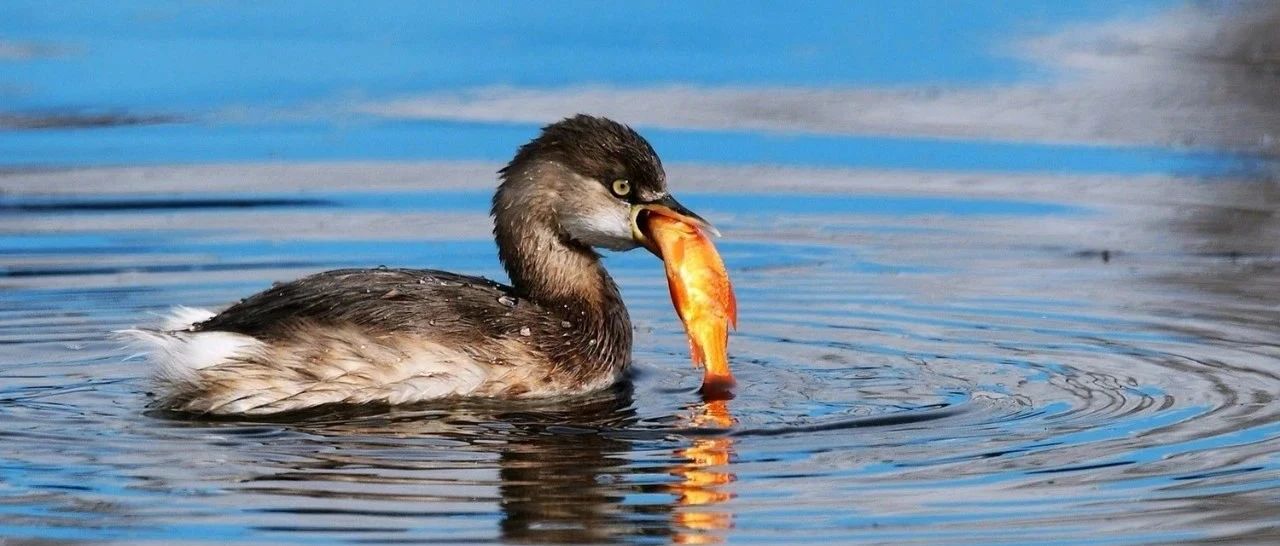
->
xmin=219 ymin=386 xmax=739 ymax=544
xmin=496 ymin=409 xmax=645 ymax=543
xmin=498 ymin=393 xmax=739 ymax=544
xmin=670 ymin=398 xmax=736 ymax=545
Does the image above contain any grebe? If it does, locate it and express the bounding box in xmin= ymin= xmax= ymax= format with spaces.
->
xmin=124 ymin=115 xmax=716 ymax=415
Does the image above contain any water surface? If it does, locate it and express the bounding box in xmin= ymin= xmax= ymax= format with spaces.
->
xmin=3 ymin=2 xmax=1280 ymax=544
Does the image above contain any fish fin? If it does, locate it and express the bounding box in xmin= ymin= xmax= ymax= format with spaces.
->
xmin=689 ymin=336 xmax=706 ymax=368
xmin=724 ymin=279 xmax=738 ymax=329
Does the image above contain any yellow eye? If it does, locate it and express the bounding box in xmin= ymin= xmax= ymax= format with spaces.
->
xmin=611 ymin=179 xmax=631 ymax=197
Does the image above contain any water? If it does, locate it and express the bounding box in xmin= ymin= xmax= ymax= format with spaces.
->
xmin=4 ymin=2 xmax=1280 ymax=544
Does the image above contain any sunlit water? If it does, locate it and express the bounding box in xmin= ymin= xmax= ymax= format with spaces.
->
xmin=3 ymin=161 xmax=1279 ymax=544
xmin=5 ymin=2 xmax=1280 ymax=545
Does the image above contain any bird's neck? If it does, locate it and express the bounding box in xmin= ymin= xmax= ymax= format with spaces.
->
xmin=492 ymin=161 xmax=632 ymax=343
xmin=501 ymin=224 xmax=624 ymax=315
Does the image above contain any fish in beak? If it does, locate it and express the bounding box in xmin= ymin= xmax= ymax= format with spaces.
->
xmin=631 ymin=195 xmax=720 ymax=256
xmin=633 ymin=196 xmax=737 ymax=397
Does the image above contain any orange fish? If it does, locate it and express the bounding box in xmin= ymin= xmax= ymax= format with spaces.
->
xmin=642 ymin=212 xmax=738 ymax=393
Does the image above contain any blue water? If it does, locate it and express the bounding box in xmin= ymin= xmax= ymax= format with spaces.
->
xmin=4 ymin=120 xmax=1261 ymax=176
xmin=2 ymin=1 xmax=1169 ymax=110
xmin=4 ymin=2 xmax=1280 ymax=545
xmin=0 ymin=189 xmax=1081 ymax=216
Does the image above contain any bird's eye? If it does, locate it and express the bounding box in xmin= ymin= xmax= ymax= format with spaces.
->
xmin=611 ymin=179 xmax=632 ymax=198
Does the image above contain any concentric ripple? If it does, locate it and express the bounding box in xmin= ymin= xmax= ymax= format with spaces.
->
xmin=2 ymin=164 xmax=1280 ymax=544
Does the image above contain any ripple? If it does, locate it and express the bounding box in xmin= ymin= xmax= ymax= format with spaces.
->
xmin=2 ymin=168 xmax=1280 ymax=544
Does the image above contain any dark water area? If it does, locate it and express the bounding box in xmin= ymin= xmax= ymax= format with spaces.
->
xmin=4 ymin=1 xmax=1280 ymax=544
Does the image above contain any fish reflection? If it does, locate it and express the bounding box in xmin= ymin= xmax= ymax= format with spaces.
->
xmin=670 ymin=398 xmax=736 ymax=544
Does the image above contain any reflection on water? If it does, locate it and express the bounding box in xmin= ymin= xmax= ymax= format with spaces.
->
xmin=5 ymin=162 xmax=1280 ymax=543
xmin=4 ymin=161 xmax=1280 ymax=542
xmin=490 ymin=393 xmax=650 ymax=544
xmin=5 ymin=1 xmax=1280 ymax=544
xmin=210 ymin=388 xmax=742 ymax=544
xmin=671 ymin=400 xmax=735 ymax=545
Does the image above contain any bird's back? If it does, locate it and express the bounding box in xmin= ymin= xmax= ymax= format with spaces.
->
xmin=197 ymin=268 xmax=537 ymax=342
xmin=125 ymin=268 xmax=621 ymax=415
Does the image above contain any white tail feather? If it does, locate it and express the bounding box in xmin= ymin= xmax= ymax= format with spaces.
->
xmin=116 ymin=307 xmax=261 ymax=385
xmin=159 ymin=305 xmax=217 ymax=331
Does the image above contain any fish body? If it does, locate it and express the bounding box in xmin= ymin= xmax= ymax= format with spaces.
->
xmin=644 ymin=213 xmax=737 ymax=390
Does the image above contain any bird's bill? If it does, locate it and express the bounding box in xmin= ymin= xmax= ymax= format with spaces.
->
xmin=631 ymin=195 xmax=718 ymax=257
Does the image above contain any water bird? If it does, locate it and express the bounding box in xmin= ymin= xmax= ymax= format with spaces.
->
xmin=123 ymin=115 xmax=734 ymax=415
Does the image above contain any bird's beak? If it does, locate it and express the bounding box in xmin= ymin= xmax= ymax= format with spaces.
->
xmin=631 ymin=195 xmax=718 ymax=256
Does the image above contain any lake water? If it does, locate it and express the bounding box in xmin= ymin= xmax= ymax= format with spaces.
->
xmin=3 ymin=2 xmax=1280 ymax=544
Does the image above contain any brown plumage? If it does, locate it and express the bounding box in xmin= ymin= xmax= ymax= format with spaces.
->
xmin=121 ymin=115 xmax=716 ymax=415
